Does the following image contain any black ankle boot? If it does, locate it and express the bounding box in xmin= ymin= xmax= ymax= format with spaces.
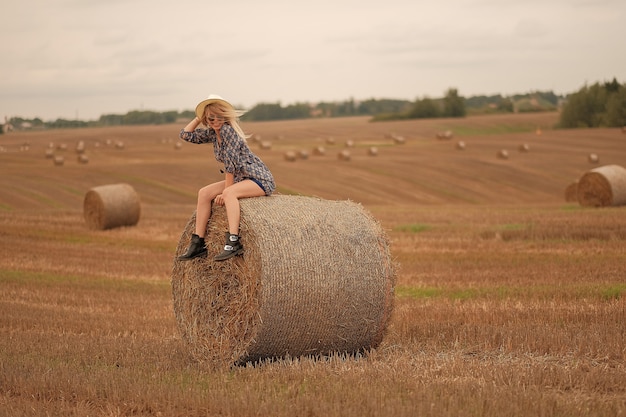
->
xmin=214 ymin=232 xmax=243 ymax=261
xmin=177 ymin=233 xmax=207 ymax=261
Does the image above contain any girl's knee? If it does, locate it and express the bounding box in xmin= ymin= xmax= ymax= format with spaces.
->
xmin=199 ymin=182 xmax=223 ymax=200
xmin=221 ymin=188 xmax=235 ymax=200
xmin=198 ymin=187 xmax=210 ymax=199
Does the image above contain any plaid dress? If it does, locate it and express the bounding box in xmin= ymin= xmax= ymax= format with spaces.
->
xmin=179 ymin=124 xmax=275 ymax=195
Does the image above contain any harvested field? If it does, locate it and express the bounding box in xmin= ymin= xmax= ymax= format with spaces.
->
xmin=1 ymin=112 xmax=625 ymax=416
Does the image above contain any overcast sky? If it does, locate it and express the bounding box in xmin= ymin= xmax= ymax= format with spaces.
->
xmin=1 ymin=0 xmax=625 ymax=121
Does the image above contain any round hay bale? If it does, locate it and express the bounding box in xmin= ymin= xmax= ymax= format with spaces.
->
xmin=576 ymin=164 xmax=626 ymax=207
xmin=77 ymin=154 xmax=89 ymax=164
xmin=392 ymin=135 xmax=406 ymax=144
xmin=298 ymin=150 xmax=309 ymax=160
xmin=83 ymin=183 xmax=141 ymax=230
xmin=345 ymin=140 xmax=354 ymax=148
xmin=260 ymin=141 xmax=272 ymax=150
xmin=368 ymin=147 xmax=378 ymax=156
xmin=325 ymin=136 xmax=335 ymax=145
xmin=436 ymin=131 xmax=453 ymax=140
xmin=456 ymin=141 xmax=466 ymax=150
xmin=564 ymin=181 xmax=578 ymax=202
xmin=283 ymin=151 xmax=297 ymax=162
xmin=337 ymin=149 xmax=351 ymax=161
xmin=75 ymin=141 xmax=85 ymax=154
xmin=497 ymin=149 xmax=509 ymax=160
xmin=53 ymin=156 xmax=64 ymax=166
xmin=175 ymin=142 xmax=182 ymax=150
xmin=172 ymin=195 xmax=395 ymax=366
xmin=313 ymin=146 xmax=326 ymax=156
xmin=588 ymin=153 xmax=599 ymax=164
xmin=518 ymin=143 xmax=530 ymax=152
xmin=45 ymin=149 xmax=54 ymax=159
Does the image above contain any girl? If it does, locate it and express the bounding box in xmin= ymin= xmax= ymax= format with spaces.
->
xmin=177 ymin=94 xmax=275 ymax=261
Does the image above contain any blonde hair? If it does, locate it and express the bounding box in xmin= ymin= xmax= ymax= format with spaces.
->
xmin=202 ymin=102 xmax=249 ymax=141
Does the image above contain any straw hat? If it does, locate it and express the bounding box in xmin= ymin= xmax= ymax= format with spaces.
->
xmin=195 ymin=94 xmax=237 ymax=119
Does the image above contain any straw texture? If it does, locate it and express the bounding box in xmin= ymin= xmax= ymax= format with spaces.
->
xmin=83 ymin=183 xmax=141 ymax=230
xmin=171 ymin=195 xmax=395 ymax=366
xmin=577 ymin=164 xmax=626 ymax=207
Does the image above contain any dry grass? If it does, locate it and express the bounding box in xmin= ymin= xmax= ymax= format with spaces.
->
xmin=1 ymin=113 xmax=626 ymax=416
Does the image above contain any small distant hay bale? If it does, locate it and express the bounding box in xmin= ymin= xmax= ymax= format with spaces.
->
xmin=175 ymin=142 xmax=182 ymax=150
xmin=392 ymin=135 xmax=406 ymax=144
xmin=325 ymin=137 xmax=335 ymax=145
xmin=53 ymin=156 xmax=64 ymax=166
xmin=45 ymin=149 xmax=54 ymax=159
xmin=588 ymin=153 xmax=599 ymax=164
xmin=56 ymin=143 xmax=68 ymax=151
xmin=115 ymin=141 xmax=125 ymax=150
xmin=172 ymin=195 xmax=395 ymax=366
xmin=345 ymin=140 xmax=354 ymax=148
xmin=77 ymin=154 xmax=89 ymax=164
xmin=283 ymin=151 xmax=297 ymax=162
xmin=497 ymin=149 xmax=509 ymax=160
xmin=456 ymin=141 xmax=466 ymax=150
xmin=535 ymin=127 xmax=542 ymax=135
xmin=75 ymin=141 xmax=85 ymax=154
xmin=518 ymin=143 xmax=530 ymax=153
xmin=251 ymin=134 xmax=262 ymax=143
xmin=564 ymin=181 xmax=578 ymax=202
xmin=313 ymin=146 xmax=326 ymax=156
xmin=368 ymin=147 xmax=379 ymax=156
xmin=260 ymin=141 xmax=272 ymax=150
xmin=298 ymin=150 xmax=309 ymax=160
xmin=337 ymin=149 xmax=351 ymax=161
xmin=576 ymin=164 xmax=626 ymax=207
xmin=436 ymin=131 xmax=453 ymax=140
xmin=83 ymin=183 xmax=141 ymax=230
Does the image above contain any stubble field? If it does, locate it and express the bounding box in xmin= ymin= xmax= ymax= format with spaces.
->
xmin=1 ymin=112 xmax=625 ymax=416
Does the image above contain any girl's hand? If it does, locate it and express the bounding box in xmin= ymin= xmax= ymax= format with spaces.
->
xmin=214 ymin=194 xmax=224 ymax=206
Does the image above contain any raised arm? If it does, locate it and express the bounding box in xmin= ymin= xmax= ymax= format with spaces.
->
xmin=179 ymin=117 xmax=215 ymax=144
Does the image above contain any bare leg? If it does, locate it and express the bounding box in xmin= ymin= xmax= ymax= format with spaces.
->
xmin=212 ymin=180 xmax=265 ymax=261
xmin=195 ymin=181 xmax=225 ymax=237
xmin=221 ymin=180 xmax=265 ymax=235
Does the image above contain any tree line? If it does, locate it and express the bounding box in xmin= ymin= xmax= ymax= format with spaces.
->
xmin=2 ymin=79 xmax=623 ymax=133
xmin=559 ymin=78 xmax=625 ymax=128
